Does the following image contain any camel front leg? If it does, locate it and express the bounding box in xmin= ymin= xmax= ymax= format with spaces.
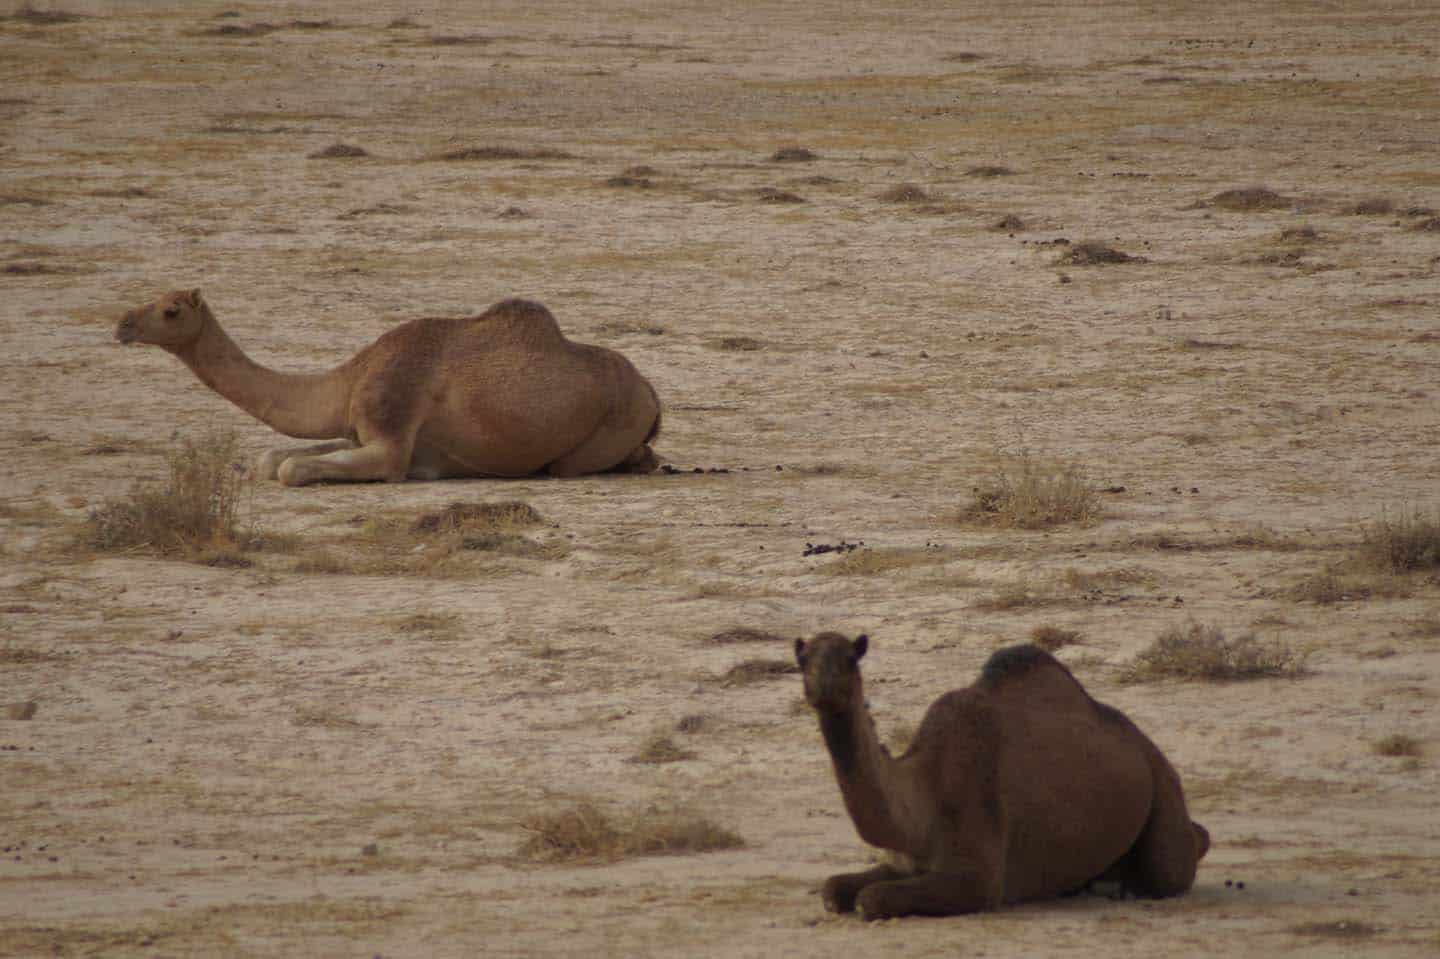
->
xmin=276 ymin=441 xmax=410 ymax=486
xmin=253 ymin=439 xmax=357 ymax=481
xmin=855 ymin=870 xmax=1004 ymax=920
xmin=822 ymin=864 xmax=907 ymax=914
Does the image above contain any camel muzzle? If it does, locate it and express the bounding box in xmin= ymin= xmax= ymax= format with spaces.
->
xmin=115 ymin=314 xmax=138 ymax=343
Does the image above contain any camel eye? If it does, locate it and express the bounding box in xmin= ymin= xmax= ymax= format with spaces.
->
xmin=163 ymin=307 xmax=179 ymax=319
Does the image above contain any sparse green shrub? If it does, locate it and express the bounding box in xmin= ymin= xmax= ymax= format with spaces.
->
xmin=1119 ymin=621 xmax=1308 ymax=683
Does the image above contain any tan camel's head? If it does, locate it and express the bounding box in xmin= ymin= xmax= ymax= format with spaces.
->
xmin=796 ymin=631 xmax=868 ymax=712
xmin=115 ymin=289 xmax=208 ymax=348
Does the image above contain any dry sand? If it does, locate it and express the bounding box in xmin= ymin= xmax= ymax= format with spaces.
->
xmin=2 ymin=1 xmax=1439 ymax=956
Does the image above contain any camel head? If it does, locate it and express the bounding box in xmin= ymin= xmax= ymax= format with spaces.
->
xmin=795 ymin=631 xmax=868 ymax=712
xmin=115 ymin=289 xmax=208 ymax=349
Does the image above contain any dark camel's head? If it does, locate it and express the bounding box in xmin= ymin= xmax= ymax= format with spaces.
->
xmin=115 ymin=289 xmax=207 ymax=349
xmin=795 ymin=631 xmax=868 ymax=712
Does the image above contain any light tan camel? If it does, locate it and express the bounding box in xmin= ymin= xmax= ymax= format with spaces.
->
xmin=795 ymin=633 xmax=1209 ymax=920
xmin=115 ymin=290 xmax=661 ymax=485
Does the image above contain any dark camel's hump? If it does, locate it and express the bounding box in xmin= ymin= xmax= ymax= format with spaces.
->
xmin=978 ymin=643 xmax=1074 ymax=688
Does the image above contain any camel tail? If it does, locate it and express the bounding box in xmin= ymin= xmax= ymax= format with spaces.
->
xmin=1192 ymin=822 xmax=1210 ymax=861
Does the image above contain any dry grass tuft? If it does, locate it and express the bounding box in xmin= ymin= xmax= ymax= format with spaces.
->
xmin=966 ymin=164 xmax=1013 ymax=177
xmin=757 ymin=187 xmax=806 ymax=204
xmin=434 ymin=146 xmax=573 ymax=162
xmin=84 ymin=432 xmax=256 ymax=556
xmin=1344 ymin=197 xmax=1394 ymax=216
xmin=823 ymin=547 xmax=945 ymax=576
xmin=962 ymin=455 xmax=1099 ymax=529
xmin=518 ymin=802 xmax=741 ymax=862
xmin=714 ymin=335 xmax=763 ymax=351
xmin=8 ymin=3 xmax=84 ymax=24
xmin=878 ymin=183 xmax=931 ymax=203
xmin=411 ymin=501 xmax=542 ymax=534
xmin=1030 ymin=624 xmax=1081 ymax=651
xmin=629 ymin=732 xmax=697 ymax=764
xmin=1288 ymin=919 xmax=1381 ymax=939
xmin=309 ymin=143 xmax=369 ymax=159
xmin=993 ymin=214 xmax=1025 ymax=231
xmin=706 ymin=627 xmax=787 ymax=645
xmin=719 ymin=658 xmax=799 ymax=686
xmin=770 ymin=146 xmax=817 ymax=162
xmin=1056 ymin=241 xmax=1141 ymax=265
xmin=1372 ymin=734 xmax=1422 ymax=758
xmin=1119 ymin=621 xmax=1309 ymax=683
xmin=1358 ymin=506 xmax=1440 ymax=573
xmin=1209 ymin=187 xmax=1292 ymax=211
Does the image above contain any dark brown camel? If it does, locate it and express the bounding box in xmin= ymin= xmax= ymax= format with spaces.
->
xmin=795 ymin=633 xmax=1209 ymax=919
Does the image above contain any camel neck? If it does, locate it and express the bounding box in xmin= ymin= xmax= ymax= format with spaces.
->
xmin=817 ymin=694 xmax=917 ymax=852
xmin=169 ymin=307 xmax=349 ymax=440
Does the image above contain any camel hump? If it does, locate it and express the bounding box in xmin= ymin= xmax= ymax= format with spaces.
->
xmin=978 ymin=643 xmax=1076 ymax=688
xmin=478 ymin=298 xmax=561 ymax=327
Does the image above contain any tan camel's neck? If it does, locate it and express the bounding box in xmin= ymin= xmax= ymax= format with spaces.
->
xmin=169 ymin=305 xmax=351 ymax=440
xmin=817 ymin=687 xmax=925 ymax=853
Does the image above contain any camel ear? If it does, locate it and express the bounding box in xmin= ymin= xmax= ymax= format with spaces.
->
xmin=794 ymin=637 xmax=807 ymax=665
xmin=853 ymin=634 xmax=868 ymax=661
xmin=186 ymin=288 xmax=203 ymax=307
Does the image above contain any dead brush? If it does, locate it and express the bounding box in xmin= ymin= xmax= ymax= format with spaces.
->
xmin=518 ymin=802 xmax=741 ymax=862
xmin=1358 ymin=506 xmax=1440 ymax=574
xmin=83 ymin=431 xmax=258 ymax=556
xmin=962 ymin=455 xmax=1099 ymax=529
xmin=1119 ymin=621 xmax=1309 ymax=683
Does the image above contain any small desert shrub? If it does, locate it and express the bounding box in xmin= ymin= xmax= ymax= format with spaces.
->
xmin=1030 ymin=624 xmax=1081 ymax=651
xmin=963 ymin=456 xmax=1098 ymax=529
xmin=629 ymin=732 xmax=697 ymax=764
xmin=706 ymin=627 xmax=787 ymax=645
xmin=84 ymin=431 xmax=252 ymax=555
xmin=1345 ymin=197 xmax=1394 ymax=216
xmin=1119 ymin=621 xmax=1308 ymax=683
xmin=1289 ymin=919 xmax=1380 ymax=939
xmin=1057 ymin=241 xmax=1140 ymax=265
xmin=770 ymin=146 xmax=817 ymax=162
xmin=719 ymin=658 xmax=799 ymax=686
xmin=878 ymin=183 xmax=931 ymax=203
xmin=823 ymin=547 xmax=944 ymax=576
xmin=1208 ymin=187 xmax=1291 ymax=212
xmin=434 ymin=145 xmax=573 ymax=162
xmin=1373 ymin=734 xmax=1422 ymax=758
xmin=518 ymin=802 xmax=741 ymax=862
xmin=971 ymin=582 xmax=1057 ymax=612
xmin=411 ymin=500 xmax=542 ymax=534
xmin=309 ymin=143 xmax=369 ymax=159
xmin=1358 ymin=506 xmax=1440 ymax=573
xmin=966 ymin=164 xmax=1012 ymax=177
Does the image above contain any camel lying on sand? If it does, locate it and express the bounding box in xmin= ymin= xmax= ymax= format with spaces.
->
xmin=115 ymin=290 xmax=661 ymax=485
xmin=795 ymin=633 xmax=1210 ymax=920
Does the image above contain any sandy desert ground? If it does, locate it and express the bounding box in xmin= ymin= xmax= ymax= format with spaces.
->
xmin=3 ymin=1 xmax=1440 ymax=956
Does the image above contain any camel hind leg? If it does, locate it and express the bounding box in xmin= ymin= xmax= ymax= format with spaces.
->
xmin=1114 ymin=763 xmax=1205 ymax=898
xmin=546 ymin=423 xmax=658 ymax=477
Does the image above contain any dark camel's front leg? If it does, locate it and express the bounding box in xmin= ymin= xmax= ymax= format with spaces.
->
xmin=855 ymin=870 xmax=1003 ymax=920
xmin=822 ymin=864 xmax=906 ymax=914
